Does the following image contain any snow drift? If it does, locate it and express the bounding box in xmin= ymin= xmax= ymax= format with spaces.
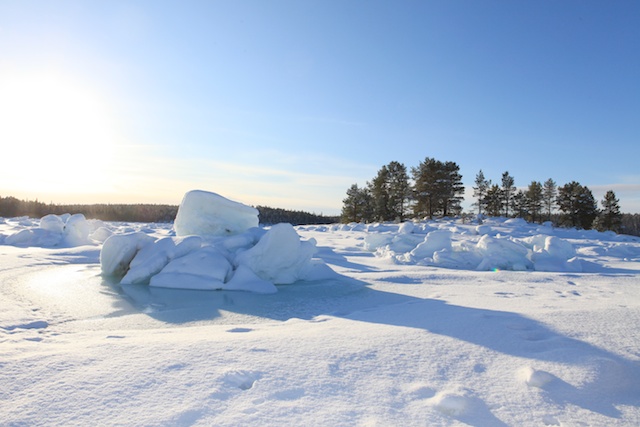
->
xmin=317 ymin=216 xmax=640 ymax=273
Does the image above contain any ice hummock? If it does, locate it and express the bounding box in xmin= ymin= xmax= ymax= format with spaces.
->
xmin=173 ymin=190 xmax=259 ymax=237
xmin=100 ymin=190 xmax=327 ymax=293
xmin=3 ymin=213 xmax=103 ymax=248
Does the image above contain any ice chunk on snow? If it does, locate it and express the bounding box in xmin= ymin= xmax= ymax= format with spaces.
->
xmin=411 ymin=230 xmax=452 ymax=259
xmin=173 ymin=190 xmax=259 ymax=237
xmin=5 ymin=213 xmax=95 ymax=248
xmin=526 ymin=235 xmax=581 ymax=272
xmin=63 ymin=213 xmax=93 ymax=246
xmin=5 ymin=228 xmax=62 ymax=247
xmin=364 ymin=233 xmax=393 ymax=251
xmin=223 ymin=264 xmax=278 ymax=294
xmin=121 ymin=236 xmax=203 ymax=285
xmin=398 ymin=221 xmax=415 ymax=234
xmin=100 ymin=232 xmax=156 ymax=277
xmin=150 ymin=246 xmax=232 ymax=290
xmin=40 ymin=214 xmax=65 ymax=234
xmin=544 ymin=235 xmax=576 ymax=259
xmin=476 ymin=235 xmax=532 ymax=271
xmin=235 ymin=223 xmax=316 ymax=284
xmin=90 ymin=227 xmax=113 ymax=243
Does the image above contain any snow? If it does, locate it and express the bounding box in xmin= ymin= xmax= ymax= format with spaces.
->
xmin=2 ymin=210 xmax=640 ymax=426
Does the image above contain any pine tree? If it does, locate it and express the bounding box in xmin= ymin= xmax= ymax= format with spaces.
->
xmin=484 ymin=185 xmax=503 ymax=217
xmin=542 ymin=178 xmax=557 ymax=221
xmin=341 ymin=184 xmax=372 ymax=223
xmin=557 ymin=181 xmax=598 ymax=229
xmin=472 ymin=169 xmax=491 ymax=216
xmin=411 ymin=158 xmax=464 ymax=219
xmin=511 ymin=190 xmax=527 ymax=219
xmin=441 ymin=161 xmax=465 ymax=217
xmin=368 ymin=165 xmax=391 ymax=221
xmin=368 ymin=161 xmax=411 ymax=221
xmin=386 ymin=161 xmax=412 ymax=221
xmin=526 ymin=181 xmax=543 ymax=223
xmin=501 ymin=171 xmax=516 ymax=217
xmin=595 ymin=190 xmax=622 ymax=232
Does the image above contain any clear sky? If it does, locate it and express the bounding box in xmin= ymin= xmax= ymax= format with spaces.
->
xmin=1 ymin=1 xmax=639 ymax=215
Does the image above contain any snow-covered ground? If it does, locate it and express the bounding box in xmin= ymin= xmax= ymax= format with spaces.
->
xmin=2 ymin=210 xmax=640 ymax=426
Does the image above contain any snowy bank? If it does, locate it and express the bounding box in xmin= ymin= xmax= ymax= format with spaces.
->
xmin=304 ymin=217 xmax=640 ymax=273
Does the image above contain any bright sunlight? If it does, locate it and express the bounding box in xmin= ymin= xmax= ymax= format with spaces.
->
xmin=0 ymin=69 xmax=121 ymax=199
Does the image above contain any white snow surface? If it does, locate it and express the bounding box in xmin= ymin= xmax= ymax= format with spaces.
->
xmin=2 ymin=215 xmax=640 ymax=426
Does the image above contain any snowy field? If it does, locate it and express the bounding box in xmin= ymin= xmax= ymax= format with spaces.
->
xmin=2 ymin=195 xmax=640 ymax=426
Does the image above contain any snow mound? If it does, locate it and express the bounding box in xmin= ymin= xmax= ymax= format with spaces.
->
xmin=428 ymin=390 xmax=471 ymax=416
xmin=344 ymin=217 xmax=640 ymax=272
xmin=174 ymin=190 xmax=259 ymax=237
xmin=4 ymin=213 xmax=100 ymax=248
xmin=520 ymin=367 xmax=555 ymax=388
xmin=100 ymin=191 xmax=326 ymax=293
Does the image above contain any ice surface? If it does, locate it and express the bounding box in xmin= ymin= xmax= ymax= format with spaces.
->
xmin=173 ymin=190 xmax=259 ymax=237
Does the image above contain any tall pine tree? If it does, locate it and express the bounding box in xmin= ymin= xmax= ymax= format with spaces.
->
xmin=557 ymin=181 xmax=598 ymax=229
xmin=595 ymin=190 xmax=622 ymax=232
xmin=472 ymin=169 xmax=491 ymax=216
xmin=542 ymin=178 xmax=557 ymax=221
xmin=526 ymin=181 xmax=543 ymax=223
xmin=501 ymin=171 xmax=516 ymax=217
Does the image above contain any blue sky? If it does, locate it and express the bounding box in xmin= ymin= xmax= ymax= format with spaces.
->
xmin=1 ymin=1 xmax=638 ymax=214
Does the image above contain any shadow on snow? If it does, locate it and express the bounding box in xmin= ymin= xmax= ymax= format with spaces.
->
xmin=100 ymin=247 xmax=640 ymax=421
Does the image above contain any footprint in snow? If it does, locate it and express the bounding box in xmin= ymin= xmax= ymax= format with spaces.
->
xmin=520 ymin=367 xmax=556 ymax=388
xmin=429 ymin=391 xmax=471 ymax=416
xmin=226 ymin=327 xmax=253 ymax=333
xmin=222 ymin=370 xmax=261 ymax=390
xmin=427 ymin=389 xmax=509 ymax=426
xmin=3 ymin=320 xmax=49 ymax=331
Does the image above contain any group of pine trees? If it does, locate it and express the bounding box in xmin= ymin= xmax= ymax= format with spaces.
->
xmin=472 ymin=171 xmax=622 ymax=232
xmin=341 ymin=158 xmax=464 ymax=223
xmin=341 ymin=159 xmax=626 ymax=234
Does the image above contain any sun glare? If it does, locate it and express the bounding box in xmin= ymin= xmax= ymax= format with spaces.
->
xmin=0 ymin=70 xmax=121 ymax=199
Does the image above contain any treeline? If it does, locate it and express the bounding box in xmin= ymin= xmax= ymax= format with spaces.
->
xmin=0 ymin=196 xmax=179 ymax=223
xmin=341 ymin=158 xmax=632 ymax=235
xmin=256 ymin=206 xmax=339 ymax=225
xmin=0 ymin=195 xmax=338 ymax=226
xmin=621 ymin=214 xmax=640 ymax=237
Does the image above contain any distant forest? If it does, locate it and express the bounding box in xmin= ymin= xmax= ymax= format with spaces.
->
xmin=1 ymin=194 xmax=638 ymax=236
xmin=0 ymin=196 xmax=339 ymax=226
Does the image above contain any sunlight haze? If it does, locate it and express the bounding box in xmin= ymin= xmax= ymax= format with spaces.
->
xmin=0 ymin=1 xmax=638 ymax=214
